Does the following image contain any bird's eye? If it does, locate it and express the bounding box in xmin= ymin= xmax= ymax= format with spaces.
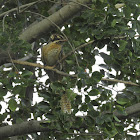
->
xmin=49 ymin=34 xmax=64 ymax=42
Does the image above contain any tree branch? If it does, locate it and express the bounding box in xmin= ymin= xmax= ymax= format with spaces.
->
xmin=101 ymin=78 xmax=139 ymax=86
xmin=9 ymin=60 xmax=139 ymax=86
xmin=19 ymin=0 xmax=91 ymax=43
xmin=0 ymin=53 xmax=33 ymax=70
xmin=12 ymin=60 xmax=77 ymax=78
xmin=0 ymin=103 xmax=139 ymax=138
xmin=0 ymin=0 xmax=43 ymax=18
xmin=113 ymin=103 xmax=140 ymax=119
xmin=0 ymin=120 xmax=50 ymax=138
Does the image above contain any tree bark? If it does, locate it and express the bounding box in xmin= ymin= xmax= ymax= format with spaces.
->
xmin=19 ymin=0 xmax=91 ymax=43
xmin=114 ymin=103 xmax=140 ymax=119
xmin=0 ymin=120 xmax=50 ymax=139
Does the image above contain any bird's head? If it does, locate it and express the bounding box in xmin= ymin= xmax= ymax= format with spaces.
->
xmin=49 ymin=34 xmax=67 ymax=44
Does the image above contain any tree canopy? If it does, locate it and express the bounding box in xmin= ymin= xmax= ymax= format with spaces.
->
xmin=0 ymin=0 xmax=140 ymax=139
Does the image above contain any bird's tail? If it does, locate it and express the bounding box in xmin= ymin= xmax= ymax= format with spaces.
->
xmin=47 ymin=70 xmax=62 ymax=82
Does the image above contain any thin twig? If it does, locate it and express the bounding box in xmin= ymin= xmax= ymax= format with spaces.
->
xmin=98 ymin=83 xmax=119 ymax=93
xmin=0 ymin=53 xmax=33 ymax=70
xmin=68 ymin=132 xmax=103 ymax=136
xmin=56 ymin=130 xmax=103 ymax=136
xmin=48 ymin=0 xmax=68 ymax=5
xmin=0 ymin=0 xmax=92 ymax=18
xmin=2 ymin=13 xmax=7 ymax=32
xmin=113 ymin=34 xmax=140 ymax=39
xmin=62 ymin=33 xmax=80 ymax=67
xmin=19 ymin=0 xmax=44 ymax=13
xmin=59 ymin=40 xmax=94 ymax=63
xmin=16 ymin=0 xmax=20 ymax=14
xmin=48 ymin=0 xmax=92 ymax=8
xmin=7 ymin=51 xmax=19 ymax=72
xmin=0 ymin=0 xmax=44 ymax=18
xmin=71 ymin=0 xmax=92 ymax=10
xmin=101 ymin=78 xmax=139 ymax=86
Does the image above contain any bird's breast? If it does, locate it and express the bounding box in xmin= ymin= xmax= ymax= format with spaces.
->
xmin=42 ymin=43 xmax=62 ymax=66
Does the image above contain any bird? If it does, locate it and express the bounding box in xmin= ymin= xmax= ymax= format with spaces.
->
xmin=41 ymin=34 xmax=66 ymax=81
xmin=41 ymin=34 xmax=71 ymax=114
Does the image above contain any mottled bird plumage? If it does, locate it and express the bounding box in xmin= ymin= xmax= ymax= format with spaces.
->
xmin=41 ymin=34 xmax=66 ymax=81
xmin=42 ymin=42 xmax=62 ymax=66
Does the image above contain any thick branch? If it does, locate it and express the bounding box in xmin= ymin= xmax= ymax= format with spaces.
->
xmin=19 ymin=0 xmax=91 ymax=43
xmin=0 ymin=120 xmax=49 ymax=138
xmin=0 ymin=103 xmax=140 ymax=138
xmin=114 ymin=103 xmax=140 ymax=119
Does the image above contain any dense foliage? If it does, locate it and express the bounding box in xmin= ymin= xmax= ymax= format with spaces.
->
xmin=0 ymin=0 xmax=140 ymax=139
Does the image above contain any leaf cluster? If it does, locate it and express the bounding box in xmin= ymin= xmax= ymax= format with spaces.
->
xmin=0 ymin=0 xmax=140 ymax=139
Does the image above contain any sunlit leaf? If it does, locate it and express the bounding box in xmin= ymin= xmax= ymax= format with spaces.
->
xmin=8 ymin=99 xmax=17 ymax=112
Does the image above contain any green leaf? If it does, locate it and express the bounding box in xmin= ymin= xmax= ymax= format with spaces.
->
xmin=75 ymin=95 xmax=82 ymax=105
xmin=22 ymin=70 xmax=33 ymax=77
xmin=127 ymin=29 xmax=136 ymax=38
xmin=91 ymin=71 xmax=103 ymax=84
xmin=9 ymin=99 xmax=17 ymax=112
xmin=8 ymin=71 xmax=17 ymax=77
xmin=100 ymin=52 xmax=113 ymax=64
xmin=116 ymin=105 xmax=124 ymax=111
xmin=96 ymin=116 xmax=104 ymax=125
xmin=85 ymin=95 xmax=90 ymax=103
xmin=80 ymin=104 xmax=88 ymax=111
xmin=116 ymin=105 xmax=127 ymax=115
xmin=116 ymin=100 xmax=127 ymax=105
xmin=74 ymin=117 xmax=83 ymax=127
xmin=89 ymin=89 xmax=99 ymax=96
xmin=104 ymin=123 xmax=118 ymax=138
xmin=113 ymin=115 xmax=121 ymax=122
xmin=119 ymin=40 xmax=127 ymax=51
xmin=127 ymin=86 xmax=140 ymax=94
xmin=65 ymin=60 xmax=75 ymax=65
xmin=128 ymin=128 xmax=138 ymax=133
xmin=90 ymin=100 xmax=100 ymax=106
xmin=40 ymin=120 xmax=51 ymax=127
xmin=13 ymin=85 xmax=26 ymax=97
xmin=85 ymin=116 xmax=94 ymax=126
xmin=111 ymin=19 xmax=117 ymax=27
xmin=88 ymin=110 xmax=99 ymax=117
xmin=0 ymin=88 xmax=7 ymax=97
xmin=124 ymin=6 xmax=131 ymax=18
xmin=16 ymin=118 xmax=24 ymax=124
xmin=66 ymin=89 xmax=77 ymax=101
xmin=103 ymin=114 xmax=112 ymax=122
